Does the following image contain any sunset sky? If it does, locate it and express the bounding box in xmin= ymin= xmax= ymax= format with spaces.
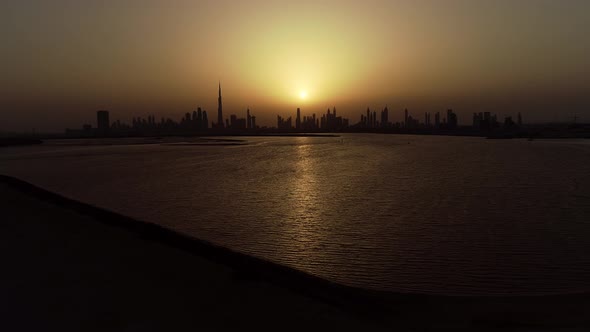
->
xmin=2 ymin=0 xmax=589 ymax=132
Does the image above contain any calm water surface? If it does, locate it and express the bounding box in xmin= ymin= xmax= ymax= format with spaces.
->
xmin=1 ymin=134 xmax=589 ymax=295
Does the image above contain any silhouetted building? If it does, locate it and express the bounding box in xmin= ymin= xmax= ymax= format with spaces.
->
xmin=473 ymin=111 xmax=500 ymax=131
xmin=196 ymin=107 xmax=204 ymax=130
xmin=504 ymin=116 xmax=515 ymax=129
xmin=424 ymin=112 xmax=432 ymax=127
xmin=203 ymin=111 xmax=209 ymax=129
xmin=473 ymin=112 xmax=482 ymax=129
xmin=402 ymin=109 xmax=419 ymax=129
xmin=230 ymin=114 xmax=247 ymax=129
xmin=97 ymin=110 xmax=109 ymax=136
xmin=447 ymin=109 xmax=458 ymax=129
xmin=217 ymin=82 xmax=224 ymax=128
xmin=247 ymin=108 xmax=252 ymax=129
xmin=319 ymin=107 xmax=347 ymax=131
xmin=296 ymin=108 xmax=301 ymax=130
xmin=277 ymin=115 xmax=292 ymax=130
xmin=183 ymin=112 xmax=191 ymax=129
xmin=404 ymin=109 xmax=409 ymax=127
xmin=381 ymin=106 xmax=389 ymax=128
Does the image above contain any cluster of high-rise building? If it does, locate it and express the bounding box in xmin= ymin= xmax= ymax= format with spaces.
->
xmin=319 ymin=107 xmax=349 ymax=130
xmin=298 ymin=108 xmax=318 ymax=131
xmin=472 ymin=111 xmax=522 ymax=131
xmin=276 ymin=115 xmax=293 ymax=130
xmin=353 ymin=108 xmax=459 ymax=130
xmin=180 ymin=108 xmax=209 ymax=130
xmin=67 ymin=83 xmax=261 ymax=137
xmin=65 ymin=82 xmax=526 ymax=137
xmin=68 ymin=110 xmax=212 ymax=137
xmin=359 ymin=107 xmax=389 ymax=129
xmin=277 ymin=107 xmax=349 ymax=131
xmin=211 ymin=83 xmax=257 ymax=130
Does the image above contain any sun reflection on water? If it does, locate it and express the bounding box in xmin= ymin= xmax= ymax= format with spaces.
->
xmin=282 ymin=138 xmax=331 ymax=268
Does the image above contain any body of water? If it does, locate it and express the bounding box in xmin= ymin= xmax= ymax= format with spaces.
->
xmin=1 ymin=134 xmax=589 ymax=295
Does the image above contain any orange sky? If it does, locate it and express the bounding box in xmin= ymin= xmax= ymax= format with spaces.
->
xmin=2 ymin=0 xmax=589 ymax=132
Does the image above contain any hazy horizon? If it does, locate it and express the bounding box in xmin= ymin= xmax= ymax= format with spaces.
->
xmin=2 ymin=0 xmax=589 ymax=132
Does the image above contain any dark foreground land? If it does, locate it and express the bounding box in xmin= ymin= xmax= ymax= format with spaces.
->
xmin=0 ymin=137 xmax=42 ymax=147
xmin=1 ymin=175 xmax=589 ymax=331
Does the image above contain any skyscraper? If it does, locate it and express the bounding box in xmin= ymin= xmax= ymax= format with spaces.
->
xmin=217 ymin=82 xmax=224 ymax=128
xmin=203 ymin=111 xmax=209 ymax=129
xmin=372 ymin=110 xmax=377 ymax=128
xmin=381 ymin=106 xmax=389 ymax=128
xmin=247 ymin=108 xmax=252 ymax=129
xmin=97 ymin=110 xmax=109 ymax=136
xmin=447 ymin=109 xmax=458 ymax=129
xmin=197 ymin=107 xmax=203 ymax=130
xmin=404 ymin=109 xmax=409 ymax=127
xmin=296 ymin=108 xmax=301 ymax=130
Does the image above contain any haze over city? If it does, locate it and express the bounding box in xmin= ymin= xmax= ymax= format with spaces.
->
xmin=2 ymin=0 xmax=589 ymax=132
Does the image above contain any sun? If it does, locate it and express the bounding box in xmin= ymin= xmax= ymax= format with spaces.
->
xmin=299 ymin=90 xmax=308 ymax=99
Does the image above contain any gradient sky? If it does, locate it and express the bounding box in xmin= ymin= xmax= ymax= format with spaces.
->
xmin=2 ymin=0 xmax=589 ymax=132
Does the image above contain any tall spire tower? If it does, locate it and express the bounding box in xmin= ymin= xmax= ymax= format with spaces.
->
xmin=217 ymin=82 xmax=224 ymax=128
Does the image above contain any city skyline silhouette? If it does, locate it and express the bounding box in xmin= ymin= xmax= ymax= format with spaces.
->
xmin=65 ymin=82 xmax=536 ymax=139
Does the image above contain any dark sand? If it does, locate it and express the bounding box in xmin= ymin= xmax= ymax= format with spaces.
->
xmin=1 ymin=175 xmax=589 ymax=331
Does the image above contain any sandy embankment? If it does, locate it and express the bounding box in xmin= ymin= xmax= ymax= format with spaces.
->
xmin=1 ymin=175 xmax=589 ymax=331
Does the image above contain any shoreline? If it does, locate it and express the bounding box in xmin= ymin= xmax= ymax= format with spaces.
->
xmin=2 ymin=133 xmax=589 ymax=149
xmin=0 ymin=137 xmax=43 ymax=147
xmin=0 ymin=175 xmax=412 ymax=306
xmin=1 ymin=174 xmax=589 ymax=330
